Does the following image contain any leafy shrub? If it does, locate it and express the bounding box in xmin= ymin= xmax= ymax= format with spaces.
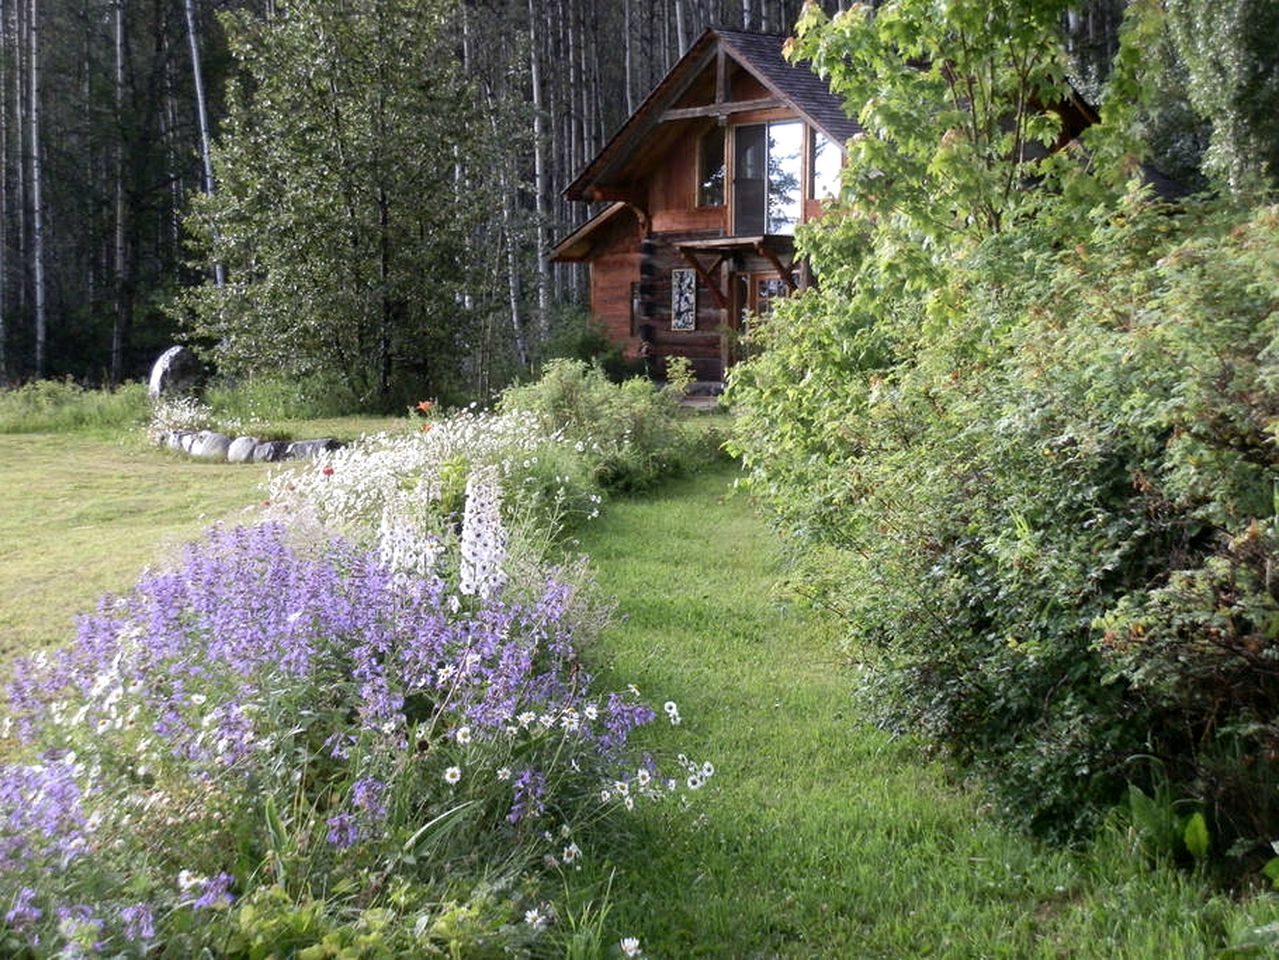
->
xmin=499 ymin=359 xmax=702 ymax=492
xmin=0 ymin=379 xmax=149 ymax=434
xmin=541 ymin=309 xmax=647 ymax=384
xmin=204 ymin=372 xmax=361 ymax=424
xmin=726 ymin=0 xmax=1279 ymax=861
xmin=731 ymin=196 xmax=1279 ymax=852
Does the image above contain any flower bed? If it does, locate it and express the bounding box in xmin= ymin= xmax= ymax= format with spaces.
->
xmin=3 ymin=372 xmax=709 ymax=956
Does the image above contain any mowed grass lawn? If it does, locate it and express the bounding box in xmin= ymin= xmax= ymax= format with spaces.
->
xmin=0 ymin=433 xmax=271 ymax=659
xmin=573 ymin=464 xmax=1279 ymax=958
xmin=0 ymin=417 xmax=400 ymax=660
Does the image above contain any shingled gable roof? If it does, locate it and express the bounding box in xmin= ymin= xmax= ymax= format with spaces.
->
xmin=563 ymin=26 xmax=862 ymax=203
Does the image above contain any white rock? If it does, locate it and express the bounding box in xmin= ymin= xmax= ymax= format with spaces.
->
xmin=189 ymin=431 xmax=231 ymax=460
xmin=226 ymin=436 xmax=259 ymax=463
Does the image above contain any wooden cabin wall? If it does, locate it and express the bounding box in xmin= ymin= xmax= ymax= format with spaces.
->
xmin=644 ymin=233 xmax=725 ymax=381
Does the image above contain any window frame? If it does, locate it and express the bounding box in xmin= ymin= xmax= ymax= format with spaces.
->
xmin=729 ymin=118 xmax=806 ymax=236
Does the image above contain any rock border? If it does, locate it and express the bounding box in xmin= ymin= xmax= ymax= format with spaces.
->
xmin=157 ymin=430 xmax=343 ymax=463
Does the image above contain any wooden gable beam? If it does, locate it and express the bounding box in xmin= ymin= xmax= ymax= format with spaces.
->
xmin=660 ymin=97 xmax=783 ymax=123
xmin=584 ymin=185 xmax=645 ymax=205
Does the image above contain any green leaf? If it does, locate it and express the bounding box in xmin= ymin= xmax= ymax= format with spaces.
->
xmin=1183 ymin=811 xmax=1210 ymax=860
xmin=264 ymin=795 xmax=290 ymax=884
xmin=1262 ymin=856 xmax=1279 ymax=888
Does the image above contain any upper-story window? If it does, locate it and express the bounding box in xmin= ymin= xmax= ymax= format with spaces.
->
xmin=733 ymin=120 xmax=803 ymax=235
xmin=698 ymin=128 xmax=725 ymax=207
xmin=811 ymin=129 xmax=841 ymax=200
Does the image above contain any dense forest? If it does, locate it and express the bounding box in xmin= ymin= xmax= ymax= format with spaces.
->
xmin=0 ymin=0 xmax=1268 ymax=403
xmin=0 ymin=0 xmax=1135 ymax=398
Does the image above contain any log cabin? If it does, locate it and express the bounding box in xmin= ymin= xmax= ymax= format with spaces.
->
xmin=551 ymin=28 xmax=862 ymax=383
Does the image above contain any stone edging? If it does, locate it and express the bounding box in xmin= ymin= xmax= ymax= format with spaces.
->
xmin=157 ymin=430 xmax=343 ymax=463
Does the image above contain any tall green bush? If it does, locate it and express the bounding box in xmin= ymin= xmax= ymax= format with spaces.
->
xmin=734 ymin=193 xmax=1279 ymax=845
xmin=499 ymin=359 xmax=706 ymax=493
xmin=729 ymin=0 xmax=1279 ymax=856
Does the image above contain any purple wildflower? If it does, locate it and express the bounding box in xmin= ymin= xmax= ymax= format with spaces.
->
xmin=4 ymin=886 xmax=41 ymax=930
xmin=326 ymin=813 xmax=359 ymax=850
xmin=56 ymin=904 xmax=105 ymax=958
xmin=507 ymin=769 xmax=546 ymax=823
xmin=0 ymin=759 xmax=87 ymax=875
xmin=352 ymin=778 xmax=388 ymax=822
xmin=193 ymin=872 xmax=234 ymax=910
xmin=120 ymin=902 xmax=155 ymax=943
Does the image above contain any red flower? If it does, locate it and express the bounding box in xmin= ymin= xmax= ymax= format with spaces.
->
xmin=322 ymin=466 xmax=334 ymax=476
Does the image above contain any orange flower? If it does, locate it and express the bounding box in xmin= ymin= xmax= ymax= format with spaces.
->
xmin=416 ymin=400 xmax=434 ymax=413
xmin=420 ymin=423 xmax=433 ymax=433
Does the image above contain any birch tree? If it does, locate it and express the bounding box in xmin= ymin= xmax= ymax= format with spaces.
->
xmin=28 ymin=0 xmax=44 ymax=377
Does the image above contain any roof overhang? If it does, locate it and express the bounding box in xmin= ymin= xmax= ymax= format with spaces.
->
xmin=549 ymin=202 xmax=634 ymax=263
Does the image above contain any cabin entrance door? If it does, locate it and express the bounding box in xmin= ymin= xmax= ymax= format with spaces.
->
xmin=724 ymin=271 xmax=790 ymax=371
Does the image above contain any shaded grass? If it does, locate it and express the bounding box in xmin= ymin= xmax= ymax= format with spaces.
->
xmin=572 ymin=464 xmax=1279 ymax=958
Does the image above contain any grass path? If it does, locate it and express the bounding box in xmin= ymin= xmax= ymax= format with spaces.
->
xmin=574 ymin=463 xmax=1277 ymax=959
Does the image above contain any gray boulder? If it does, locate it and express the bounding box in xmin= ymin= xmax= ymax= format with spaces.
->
xmin=251 ymin=441 xmax=290 ymax=463
xmin=226 ymin=436 xmax=260 ymax=463
xmin=163 ymin=430 xmax=190 ymax=451
xmin=189 ymin=431 xmax=232 ymax=460
xmin=284 ymin=439 xmax=342 ymax=460
xmin=148 ymin=346 xmax=201 ymax=399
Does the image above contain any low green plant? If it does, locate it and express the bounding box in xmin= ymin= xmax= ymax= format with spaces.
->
xmin=0 ymin=379 xmax=149 ymax=434
xmin=663 ymin=355 xmax=695 ymax=395
xmin=499 ymin=358 xmax=704 ymax=493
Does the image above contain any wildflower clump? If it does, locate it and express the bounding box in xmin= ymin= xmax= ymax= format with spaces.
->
xmin=3 ymin=519 xmax=689 ymax=953
xmin=267 ymin=405 xmax=603 ymax=542
xmin=3 ymin=365 xmax=717 ymax=954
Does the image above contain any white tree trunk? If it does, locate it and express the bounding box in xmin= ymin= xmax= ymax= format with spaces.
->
xmin=184 ymin=0 xmax=223 ymax=286
xmin=623 ymin=0 xmax=634 ymax=114
xmin=0 ymin=0 xmax=8 ymax=387
xmin=111 ymin=0 xmax=129 ymax=385
xmin=527 ymin=0 xmax=550 ymax=343
xmin=28 ymin=0 xmax=44 ymax=377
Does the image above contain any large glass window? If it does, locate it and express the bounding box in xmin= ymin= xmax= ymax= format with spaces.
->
xmin=766 ymin=121 xmax=803 ymax=234
xmin=733 ymin=120 xmax=803 ymax=235
xmin=811 ymin=129 xmax=841 ymax=201
xmin=698 ymin=128 xmax=725 ymax=207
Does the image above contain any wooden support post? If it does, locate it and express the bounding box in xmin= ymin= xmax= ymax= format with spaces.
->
xmin=756 ymin=242 xmax=796 ymax=292
xmin=677 ymin=248 xmax=731 ymax=310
